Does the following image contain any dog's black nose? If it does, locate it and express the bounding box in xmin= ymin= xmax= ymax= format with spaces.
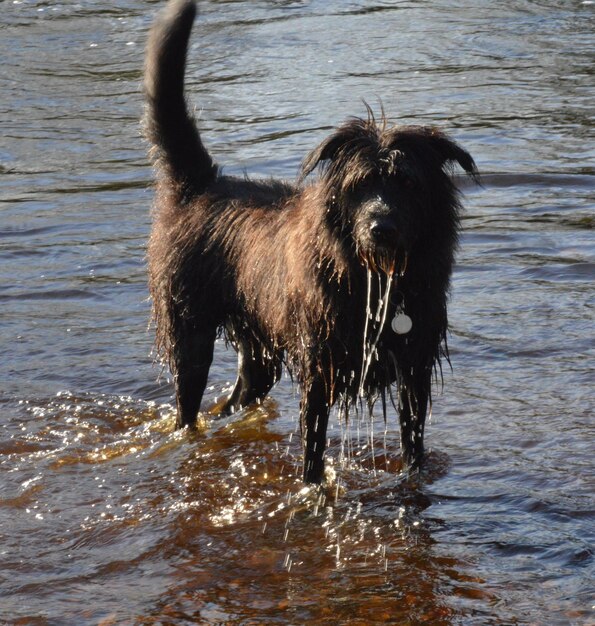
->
xmin=370 ymin=219 xmax=398 ymax=245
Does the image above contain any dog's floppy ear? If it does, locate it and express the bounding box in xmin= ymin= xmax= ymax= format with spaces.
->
xmin=430 ymin=134 xmax=480 ymax=183
xmin=300 ymin=130 xmax=353 ymax=180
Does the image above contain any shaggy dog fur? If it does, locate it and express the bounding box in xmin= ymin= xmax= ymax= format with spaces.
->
xmin=144 ymin=0 xmax=478 ymax=484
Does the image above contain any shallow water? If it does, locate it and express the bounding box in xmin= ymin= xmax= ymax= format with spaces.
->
xmin=1 ymin=1 xmax=594 ymax=624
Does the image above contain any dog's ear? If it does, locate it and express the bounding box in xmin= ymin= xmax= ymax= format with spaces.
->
xmin=429 ymin=134 xmax=480 ymax=183
xmin=300 ymin=129 xmax=354 ymax=180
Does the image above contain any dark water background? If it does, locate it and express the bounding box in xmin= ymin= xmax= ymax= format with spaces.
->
xmin=1 ymin=1 xmax=594 ymax=624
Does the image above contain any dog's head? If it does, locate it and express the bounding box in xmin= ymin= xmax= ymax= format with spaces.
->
xmin=301 ymin=111 xmax=478 ymax=275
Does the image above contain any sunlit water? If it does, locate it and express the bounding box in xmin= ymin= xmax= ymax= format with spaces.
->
xmin=1 ymin=1 xmax=593 ymax=624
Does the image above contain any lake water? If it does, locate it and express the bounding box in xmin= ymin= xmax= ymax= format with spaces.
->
xmin=1 ymin=1 xmax=594 ymax=624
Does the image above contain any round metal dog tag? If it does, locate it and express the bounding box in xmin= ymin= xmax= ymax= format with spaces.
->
xmin=391 ymin=312 xmax=412 ymax=335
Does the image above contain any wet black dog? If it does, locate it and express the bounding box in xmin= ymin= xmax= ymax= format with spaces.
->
xmin=144 ymin=0 xmax=477 ymax=483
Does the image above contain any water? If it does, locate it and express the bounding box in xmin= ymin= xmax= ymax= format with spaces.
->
xmin=1 ymin=1 xmax=593 ymax=623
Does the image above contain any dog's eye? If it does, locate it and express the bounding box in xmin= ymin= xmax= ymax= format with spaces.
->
xmin=357 ymin=178 xmax=376 ymax=195
xmin=397 ymin=174 xmax=415 ymax=190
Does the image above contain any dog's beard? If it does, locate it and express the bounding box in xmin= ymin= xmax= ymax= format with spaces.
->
xmin=356 ymin=249 xmax=408 ymax=398
xmin=358 ymin=248 xmax=408 ymax=277
xmin=358 ymin=267 xmax=393 ymax=399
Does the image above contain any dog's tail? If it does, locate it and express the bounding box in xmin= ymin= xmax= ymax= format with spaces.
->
xmin=144 ymin=0 xmax=217 ymax=201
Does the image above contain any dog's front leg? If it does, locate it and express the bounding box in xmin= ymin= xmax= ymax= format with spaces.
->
xmin=300 ymin=377 xmax=331 ymax=484
xmin=398 ymin=368 xmax=432 ymax=472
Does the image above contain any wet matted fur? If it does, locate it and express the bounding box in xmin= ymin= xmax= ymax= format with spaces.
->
xmin=144 ymin=0 xmax=478 ymax=483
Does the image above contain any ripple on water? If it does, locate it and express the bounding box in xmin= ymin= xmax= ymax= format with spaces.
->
xmin=0 ymin=392 xmax=508 ymax=623
xmin=1 ymin=0 xmax=594 ymax=622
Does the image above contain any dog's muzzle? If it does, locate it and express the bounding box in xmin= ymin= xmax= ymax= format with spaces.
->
xmin=355 ymin=197 xmax=408 ymax=275
xmin=369 ymin=217 xmax=398 ymax=247
xmin=358 ymin=230 xmax=407 ymax=276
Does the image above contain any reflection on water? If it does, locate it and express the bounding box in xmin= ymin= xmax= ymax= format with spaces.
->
xmin=1 ymin=392 xmax=494 ymax=624
xmin=0 ymin=0 xmax=593 ymax=624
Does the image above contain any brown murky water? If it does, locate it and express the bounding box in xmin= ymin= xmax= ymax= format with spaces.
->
xmin=1 ymin=1 xmax=593 ymax=624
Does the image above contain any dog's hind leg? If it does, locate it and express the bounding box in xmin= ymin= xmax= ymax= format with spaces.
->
xmin=222 ymin=338 xmax=281 ymax=414
xmin=398 ymin=369 xmax=432 ymax=472
xmin=300 ymin=377 xmax=331 ymax=484
xmin=173 ymin=326 xmax=217 ymax=428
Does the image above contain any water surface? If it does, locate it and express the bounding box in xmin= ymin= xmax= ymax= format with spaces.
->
xmin=1 ymin=1 xmax=593 ymax=623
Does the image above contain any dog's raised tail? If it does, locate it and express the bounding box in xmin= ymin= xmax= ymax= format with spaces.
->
xmin=144 ymin=0 xmax=217 ymax=200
